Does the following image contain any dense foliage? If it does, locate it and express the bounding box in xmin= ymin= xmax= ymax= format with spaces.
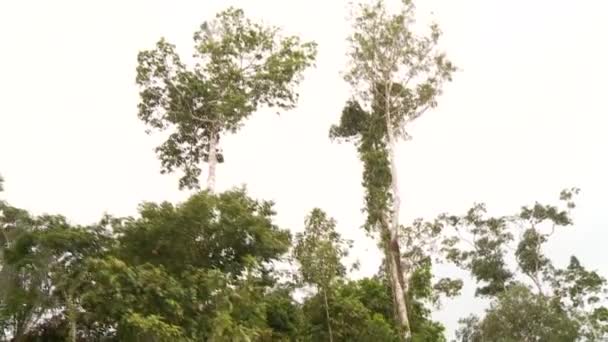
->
xmin=5 ymin=182 xmax=602 ymax=341
xmin=0 ymin=188 xmax=448 ymax=341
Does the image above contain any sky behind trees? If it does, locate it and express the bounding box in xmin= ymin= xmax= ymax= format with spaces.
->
xmin=1 ymin=0 xmax=607 ymax=337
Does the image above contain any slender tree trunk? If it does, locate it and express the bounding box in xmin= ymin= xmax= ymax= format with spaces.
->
xmin=207 ymin=130 xmax=218 ymax=193
xmin=384 ymin=84 xmax=411 ymax=340
xmin=532 ymin=229 xmax=545 ymax=296
xmin=69 ymin=315 xmax=77 ymax=342
xmin=322 ymin=288 xmax=334 ymax=342
xmin=66 ymin=293 xmax=77 ymax=342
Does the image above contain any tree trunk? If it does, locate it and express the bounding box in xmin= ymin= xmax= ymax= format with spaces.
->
xmin=66 ymin=293 xmax=77 ymax=342
xmin=207 ymin=131 xmax=218 ymax=193
xmin=385 ymin=214 xmax=411 ymax=340
xmin=384 ymin=246 xmax=400 ymax=323
xmin=322 ymin=288 xmax=334 ymax=342
xmin=384 ymin=85 xmax=412 ymax=340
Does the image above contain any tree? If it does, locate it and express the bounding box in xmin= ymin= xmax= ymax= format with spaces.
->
xmin=1 ymin=214 xmax=109 ymax=342
xmin=330 ymin=103 xmax=460 ymax=342
xmin=454 ymin=285 xmax=581 ymax=342
xmin=333 ymin=0 xmax=455 ymax=338
xmin=445 ymin=189 xmax=608 ymax=341
xmin=300 ymin=273 xmax=452 ymax=342
xmin=136 ymin=7 xmax=317 ymax=191
xmin=115 ymin=188 xmax=290 ymax=279
xmin=263 ymin=286 xmax=304 ymax=341
xmin=453 ymin=315 xmax=481 ymax=342
xmin=0 ymin=204 xmax=44 ymax=342
xmin=32 ymin=221 xmax=109 ymax=342
xmin=293 ymin=209 xmax=351 ymax=342
xmin=80 ymin=189 xmax=294 ymax=340
xmin=467 ymin=284 xmax=579 ymax=342
xmin=301 ymin=277 xmax=400 ymax=342
xmin=0 ymin=186 xmax=301 ymax=341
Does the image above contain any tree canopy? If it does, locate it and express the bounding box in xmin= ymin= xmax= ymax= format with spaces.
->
xmin=136 ymin=7 xmax=316 ymax=191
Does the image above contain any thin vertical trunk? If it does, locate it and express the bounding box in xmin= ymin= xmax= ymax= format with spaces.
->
xmin=207 ymin=130 xmax=218 ymax=193
xmin=322 ymin=288 xmax=334 ymax=342
xmin=384 ymin=84 xmax=411 ymax=340
xmin=66 ymin=293 xmax=77 ymax=342
xmin=532 ymin=229 xmax=545 ymax=296
xmin=69 ymin=314 xmax=77 ymax=342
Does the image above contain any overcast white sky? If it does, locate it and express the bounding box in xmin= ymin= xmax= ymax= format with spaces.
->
xmin=1 ymin=0 xmax=607 ymax=338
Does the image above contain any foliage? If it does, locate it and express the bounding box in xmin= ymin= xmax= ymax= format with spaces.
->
xmin=2 ymin=1 xmax=607 ymax=341
xmin=293 ymin=209 xmax=352 ymax=342
xmin=0 ymin=201 xmax=44 ymax=341
xmin=345 ymin=0 xmax=456 ymax=139
xmin=446 ymin=189 xmax=608 ymax=341
xmin=0 ymin=207 xmax=109 ymax=341
xmin=263 ymin=286 xmax=304 ymax=340
xmin=85 ymin=189 xmax=292 ymax=340
xmin=333 ymin=0 xmax=456 ymax=338
xmin=329 ymin=96 xmax=460 ymax=341
xmin=1 ymin=182 xmax=464 ymax=341
xmin=300 ymin=274 xmax=449 ymax=342
xmin=330 ymin=100 xmax=391 ymax=234
xmin=136 ymin=7 xmax=317 ymax=190
xmin=454 ymin=285 xmax=580 ymax=342
xmin=115 ymin=189 xmax=290 ymax=278
xmin=293 ymin=209 xmax=351 ymax=290
xmin=301 ymin=277 xmax=400 ymax=342
xmin=0 ymin=186 xmax=299 ymax=341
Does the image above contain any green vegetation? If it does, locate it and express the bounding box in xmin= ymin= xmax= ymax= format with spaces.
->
xmin=1 ymin=1 xmax=606 ymax=341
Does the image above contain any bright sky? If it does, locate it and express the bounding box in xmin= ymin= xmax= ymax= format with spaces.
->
xmin=1 ymin=0 xmax=607 ymax=338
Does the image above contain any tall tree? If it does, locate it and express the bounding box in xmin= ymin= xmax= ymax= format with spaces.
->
xmin=136 ymin=7 xmax=317 ymax=191
xmin=293 ymin=209 xmax=351 ymax=342
xmin=333 ymin=0 xmax=455 ymax=337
